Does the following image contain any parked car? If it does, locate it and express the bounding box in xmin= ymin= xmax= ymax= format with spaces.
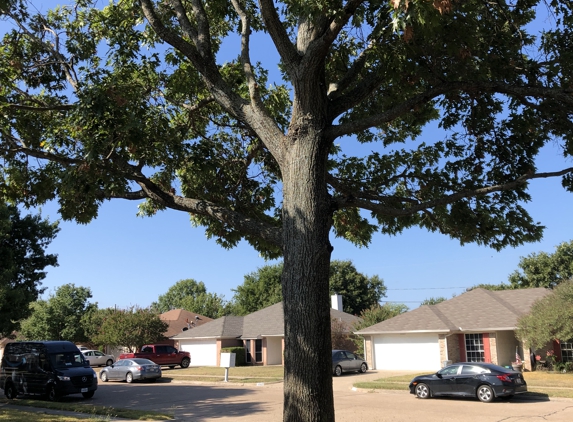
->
xmin=0 ymin=341 xmax=97 ymax=401
xmin=332 ymin=350 xmax=368 ymax=376
xmin=99 ymin=358 xmax=162 ymax=383
xmin=119 ymin=344 xmax=190 ymax=368
xmin=409 ymin=362 xmax=527 ymax=403
xmin=82 ymin=350 xmax=114 ymax=367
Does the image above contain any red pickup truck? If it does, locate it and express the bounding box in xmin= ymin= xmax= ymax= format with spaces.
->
xmin=119 ymin=345 xmax=191 ymax=368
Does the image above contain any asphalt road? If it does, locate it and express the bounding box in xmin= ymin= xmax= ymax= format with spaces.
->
xmin=75 ymin=371 xmax=573 ymax=422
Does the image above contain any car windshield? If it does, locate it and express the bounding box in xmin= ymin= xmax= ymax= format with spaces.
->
xmin=50 ymin=352 xmax=86 ymax=368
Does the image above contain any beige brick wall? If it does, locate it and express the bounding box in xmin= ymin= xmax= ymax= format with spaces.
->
xmin=364 ymin=336 xmax=374 ymax=369
xmin=439 ymin=335 xmax=447 ymax=365
xmin=447 ymin=334 xmax=461 ymax=363
xmin=489 ymin=333 xmax=498 ymax=365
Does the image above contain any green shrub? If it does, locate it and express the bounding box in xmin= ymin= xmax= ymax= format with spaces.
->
xmin=221 ymin=347 xmax=246 ymax=366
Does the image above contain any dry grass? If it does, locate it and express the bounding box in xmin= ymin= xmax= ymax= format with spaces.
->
xmin=0 ymin=408 xmax=103 ymax=422
xmin=160 ymin=365 xmax=284 ymax=383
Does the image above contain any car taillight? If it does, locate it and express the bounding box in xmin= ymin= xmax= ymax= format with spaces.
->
xmin=496 ymin=374 xmax=512 ymax=382
xmin=137 ymin=366 xmax=143 ymax=371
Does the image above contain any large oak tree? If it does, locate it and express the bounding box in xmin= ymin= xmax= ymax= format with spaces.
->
xmin=2 ymin=1 xmax=573 ymax=420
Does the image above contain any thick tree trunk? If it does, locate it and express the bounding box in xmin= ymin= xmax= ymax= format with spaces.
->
xmin=281 ymin=122 xmax=334 ymax=421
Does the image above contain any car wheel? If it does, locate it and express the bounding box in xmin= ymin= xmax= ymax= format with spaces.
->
xmin=4 ymin=381 xmax=16 ymax=399
xmin=100 ymin=372 xmax=108 ymax=382
xmin=477 ymin=385 xmax=494 ymax=403
xmin=106 ymin=359 xmax=113 ymax=367
xmin=126 ymin=372 xmax=133 ymax=383
xmin=415 ymin=383 xmax=430 ymax=399
xmin=334 ymin=365 xmax=343 ymax=377
xmin=181 ymin=357 xmax=190 ymax=368
xmin=360 ymin=363 xmax=368 ymax=373
xmin=82 ymin=391 xmax=95 ymax=399
xmin=46 ymin=385 xmax=59 ymax=402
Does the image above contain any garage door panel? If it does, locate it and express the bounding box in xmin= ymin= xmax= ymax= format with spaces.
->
xmin=180 ymin=339 xmax=217 ymax=367
xmin=373 ymin=334 xmax=440 ymax=371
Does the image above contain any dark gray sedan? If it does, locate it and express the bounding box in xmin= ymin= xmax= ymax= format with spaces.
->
xmin=409 ymin=362 xmax=527 ymax=402
xmin=99 ymin=358 xmax=162 ymax=383
xmin=332 ymin=350 xmax=368 ymax=376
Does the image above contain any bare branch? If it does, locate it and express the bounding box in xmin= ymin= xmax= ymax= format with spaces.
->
xmin=189 ymin=0 xmax=214 ymax=60
xmin=168 ymin=0 xmax=199 ymax=45
xmin=313 ymin=0 xmax=365 ymax=57
xmin=258 ymin=0 xmax=300 ymax=77
xmin=230 ymin=0 xmax=262 ymax=105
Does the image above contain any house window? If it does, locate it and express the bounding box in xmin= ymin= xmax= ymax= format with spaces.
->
xmin=561 ymin=341 xmax=573 ymax=363
xmin=245 ymin=340 xmax=252 ymax=363
xmin=255 ymin=339 xmax=263 ymax=363
xmin=465 ymin=334 xmax=485 ymax=362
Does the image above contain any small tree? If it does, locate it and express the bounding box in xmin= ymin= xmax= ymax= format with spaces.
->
xmin=92 ymin=306 xmax=168 ymax=352
xmin=19 ymin=284 xmax=96 ymax=342
xmin=516 ymin=280 xmax=573 ymax=350
xmin=352 ymin=303 xmax=409 ymax=354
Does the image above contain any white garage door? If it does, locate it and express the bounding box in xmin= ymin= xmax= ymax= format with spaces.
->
xmin=373 ymin=334 xmax=440 ymax=371
xmin=179 ymin=339 xmax=217 ymax=367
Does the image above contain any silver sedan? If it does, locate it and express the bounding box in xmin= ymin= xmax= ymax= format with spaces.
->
xmin=99 ymin=358 xmax=162 ymax=383
xmin=82 ymin=350 xmax=115 ymax=367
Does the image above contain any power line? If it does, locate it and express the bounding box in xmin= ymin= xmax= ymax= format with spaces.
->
xmin=386 ymin=287 xmax=467 ymax=291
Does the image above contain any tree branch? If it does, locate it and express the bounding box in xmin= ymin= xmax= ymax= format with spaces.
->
xmin=327 ymin=81 xmax=573 ymax=140
xmin=331 ymin=167 xmax=573 ymax=216
xmin=258 ymin=0 xmax=301 ymax=77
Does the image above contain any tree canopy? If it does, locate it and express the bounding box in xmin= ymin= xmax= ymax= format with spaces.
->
xmin=2 ymin=1 xmax=573 ymax=420
xmin=89 ymin=306 xmax=168 ymax=352
xmin=19 ymin=283 xmax=96 ymax=342
xmin=517 ymin=280 xmax=573 ymax=349
xmin=420 ymin=297 xmax=447 ymax=305
xmin=230 ymin=260 xmax=386 ymax=315
xmin=509 ymin=240 xmax=573 ymax=289
xmin=151 ymin=278 xmax=227 ymax=318
xmin=0 ymin=202 xmax=59 ymax=338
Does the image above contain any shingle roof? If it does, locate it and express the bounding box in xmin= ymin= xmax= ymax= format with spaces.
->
xmin=172 ymin=301 xmax=360 ymax=340
xmin=170 ymin=316 xmax=244 ymax=339
xmin=355 ymin=287 xmax=550 ymax=335
xmin=159 ymin=309 xmax=213 ymax=338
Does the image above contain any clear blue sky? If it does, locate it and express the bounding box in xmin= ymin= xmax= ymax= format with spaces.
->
xmin=15 ymin=2 xmax=573 ymax=311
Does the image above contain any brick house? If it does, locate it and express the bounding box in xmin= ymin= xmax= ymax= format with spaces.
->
xmin=355 ymin=287 xmax=554 ymax=372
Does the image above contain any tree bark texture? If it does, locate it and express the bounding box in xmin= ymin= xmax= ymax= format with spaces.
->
xmin=281 ymin=116 xmax=334 ymax=421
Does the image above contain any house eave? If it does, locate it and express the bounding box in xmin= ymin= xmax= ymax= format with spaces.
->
xmin=355 ymin=327 xmax=518 ymax=336
xmin=355 ymin=329 xmax=451 ymax=335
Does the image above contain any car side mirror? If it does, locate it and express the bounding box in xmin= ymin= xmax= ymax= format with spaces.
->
xmin=436 ymin=373 xmax=442 ymax=378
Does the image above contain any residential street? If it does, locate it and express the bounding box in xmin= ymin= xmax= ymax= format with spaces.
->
xmin=66 ymin=370 xmax=573 ymax=421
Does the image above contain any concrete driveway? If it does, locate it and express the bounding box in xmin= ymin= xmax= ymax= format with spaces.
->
xmin=81 ymin=370 xmax=573 ymax=421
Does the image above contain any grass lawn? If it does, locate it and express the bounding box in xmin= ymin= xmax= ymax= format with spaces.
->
xmin=0 ymin=397 xmax=174 ymax=421
xmin=159 ymin=365 xmax=284 ymax=384
xmin=353 ymin=371 xmax=573 ymax=399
